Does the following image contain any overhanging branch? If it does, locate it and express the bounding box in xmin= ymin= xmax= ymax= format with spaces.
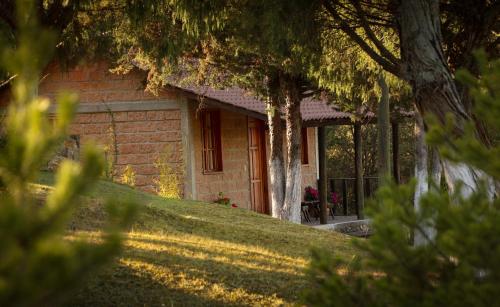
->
xmin=351 ymin=0 xmax=400 ymax=65
xmin=322 ymin=0 xmax=402 ymax=78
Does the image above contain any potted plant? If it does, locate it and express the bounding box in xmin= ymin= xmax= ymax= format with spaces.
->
xmin=214 ymin=192 xmax=231 ymax=206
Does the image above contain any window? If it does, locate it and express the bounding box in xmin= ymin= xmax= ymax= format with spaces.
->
xmin=201 ymin=110 xmax=223 ymax=173
xmin=301 ymin=127 xmax=309 ymax=164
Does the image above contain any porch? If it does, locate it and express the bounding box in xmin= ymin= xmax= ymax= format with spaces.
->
xmin=300 ymin=176 xmax=379 ymax=225
xmin=305 ymin=115 xmax=409 ymax=226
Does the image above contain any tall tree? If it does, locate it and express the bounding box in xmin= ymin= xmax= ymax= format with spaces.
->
xmin=108 ymin=0 xmax=322 ymax=222
xmin=265 ymin=74 xmax=286 ymax=219
xmin=377 ymin=74 xmax=391 ymax=177
xmin=320 ymin=0 xmax=499 ymax=194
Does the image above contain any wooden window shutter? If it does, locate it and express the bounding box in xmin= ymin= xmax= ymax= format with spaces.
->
xmin=201 ymin=110 xmax=223 ymax=173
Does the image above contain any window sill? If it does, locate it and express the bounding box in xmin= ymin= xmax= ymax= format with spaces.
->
xmin=202 ymin=171 xmax=224 ymax=175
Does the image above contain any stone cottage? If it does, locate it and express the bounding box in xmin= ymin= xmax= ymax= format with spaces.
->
xmin=4 ymin=61 xmax=353 ymax=214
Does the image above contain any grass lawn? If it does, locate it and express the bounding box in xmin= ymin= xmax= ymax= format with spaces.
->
xmin=36 ymin=172 xmax=357 ymax=306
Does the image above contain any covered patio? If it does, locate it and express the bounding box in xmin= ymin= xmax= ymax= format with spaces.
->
xmin=304 ymin=110 xmax=411 ymax=226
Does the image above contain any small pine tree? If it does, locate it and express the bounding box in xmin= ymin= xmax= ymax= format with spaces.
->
xmin=0 ymin=1 xmax=135 ymax=306
xmin=303 ymin=53 xmax=500 ymax=307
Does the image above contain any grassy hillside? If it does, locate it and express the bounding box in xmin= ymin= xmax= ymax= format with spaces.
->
xmin=36 ymin=172 xmax=356 ymax=306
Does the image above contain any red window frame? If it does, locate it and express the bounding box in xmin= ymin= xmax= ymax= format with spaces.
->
xmin=201 ymin=110 xmax=223 ymax=173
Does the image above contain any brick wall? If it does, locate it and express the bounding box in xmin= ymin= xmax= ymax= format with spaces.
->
xmin=39 ymin=62 xmax=185 ymax=193
xmin=39 ymin=62 xmax=178 ymax=103
xmin=69 ymin=110 xmax=183 ymax=192
xmin=191 ymin=107 xmax=252 ymax=208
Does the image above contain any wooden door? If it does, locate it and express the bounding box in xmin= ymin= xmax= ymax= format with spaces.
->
xmin=248 ymin=117 xmax=269 ymax=214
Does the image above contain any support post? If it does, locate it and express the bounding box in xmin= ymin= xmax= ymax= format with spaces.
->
xmin=354 ymin=123 xmax=364 ymax=219
xmin=342 ymin=179 xmax=348 ymax=215
xmin=392 ymin=122 xmax=400 ymax=184
xmin=318 ymin=126 xmax=328 ymax=224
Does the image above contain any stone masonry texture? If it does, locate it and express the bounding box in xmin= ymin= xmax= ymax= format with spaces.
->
xmin=39 ymin=62 xmax=184 ymax=193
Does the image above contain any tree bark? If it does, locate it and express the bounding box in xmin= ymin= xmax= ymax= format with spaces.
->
xmin=400 ymin=0 xmax=468 ymax=129
xmin=281 ymin=75 xmax=302 ymax=223
xmin=392 ymin=122 xmax=400 ymax=184
xmin=414 ymin=113 xmax=434 ymax=246
xmin=266 ymin=77 xmax=286 ymax=218
xmin=400 ymin=0 xmax=491 ymax=196
xmin=377 ymin=74 xmax=391 ymax=179
xmin=429 ymin=148 xmax=442 ymax=190
xmin=354 ymin=123 xmax=364 ymax=219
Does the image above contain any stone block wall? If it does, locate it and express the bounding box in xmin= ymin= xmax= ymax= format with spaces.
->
xmin=69 ymin=110 xmax=183 ymax=192
xmin=39 ymin=62 xmax=178 ymax=103
xmin=301 ymin=127 xmax=318 ymax=192
xmin=39 ymin=62 xmax=185 ymax=193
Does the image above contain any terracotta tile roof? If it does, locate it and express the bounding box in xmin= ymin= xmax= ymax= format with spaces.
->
xmin=174 ymin=85 xmax=353 ymax=123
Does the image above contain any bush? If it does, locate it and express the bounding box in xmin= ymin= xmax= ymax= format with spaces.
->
xmin=303 ymin=53 xmax=500 ymax=307
xmin=120 ymin=164 xmax=136 ymax=187
xmin=154 ymin=145 xmax=183 ymax=199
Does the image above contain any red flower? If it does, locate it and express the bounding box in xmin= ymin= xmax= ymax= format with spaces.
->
xmin=305 ymin=186 xmax=319 ymax=201
xmin=231 ymin=204 xmax=238 ymax=208
xmin=330 ymin=192 xmax=340 ymax=204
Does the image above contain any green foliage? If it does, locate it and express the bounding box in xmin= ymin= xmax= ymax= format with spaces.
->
xmin=214 ymin=192 xmax=231 ymax=205
xmin=108 ymin=0 xmax=324 ymax=101
xmin=304 ymin=54 xmax=500 ymax=307
xmin=0 ymin=1 xmax=135 ymax=305
xmin=120 ymin=165 xmax=136 ymax=187
xmin=326 ymin=123 xmax=414 ymax=181
xmin=0 ymin=1 xmax=122 ymax=84
xmin=154 ymin=145 xmax=183 ymax=199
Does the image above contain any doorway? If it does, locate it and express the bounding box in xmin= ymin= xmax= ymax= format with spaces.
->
xmin=247 ymin=117 xmax=269 ymax=214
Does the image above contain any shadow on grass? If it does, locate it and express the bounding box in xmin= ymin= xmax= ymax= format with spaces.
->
xmin=123 ymin=236 xmax=306 ymax=298
xmin=69 ymin=262 xmax=230 ymax=307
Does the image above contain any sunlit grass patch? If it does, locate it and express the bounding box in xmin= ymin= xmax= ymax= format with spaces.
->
xmin=36 ymin=171 xmax=357 ymax=306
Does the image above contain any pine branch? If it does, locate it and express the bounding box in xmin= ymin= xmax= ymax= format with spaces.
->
xmin=322 ymin=0 xmax=402 ymax=78
xmin=351 ymin=0 xmax=400 ymax=65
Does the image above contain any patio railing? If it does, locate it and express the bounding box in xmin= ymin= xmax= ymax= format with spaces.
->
xmin=327 ymin=176 xmax=379 ymax=216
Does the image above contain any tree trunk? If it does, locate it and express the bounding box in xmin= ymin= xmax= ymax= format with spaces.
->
xmin=318 ymin=126 xmax=328 ymax=224
xmin=354 ymin=123 xmax=364 ymax=219
xmin=400 ymin=0 xmax=491 ymax=196
xmin=377 ymin=74 xmax=391 ymax=179
xmin=430 ymin=148 xmax=442 ymax=190
xmin=281 ymin=75 xmax=302 ymax=223
xmin=266 ymin=78 xmax=286 ymax=218
xmin=392 ymin=122 xmax=400 ymax=184
xmin=414 ymin=113 xmax=434 ymax=246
